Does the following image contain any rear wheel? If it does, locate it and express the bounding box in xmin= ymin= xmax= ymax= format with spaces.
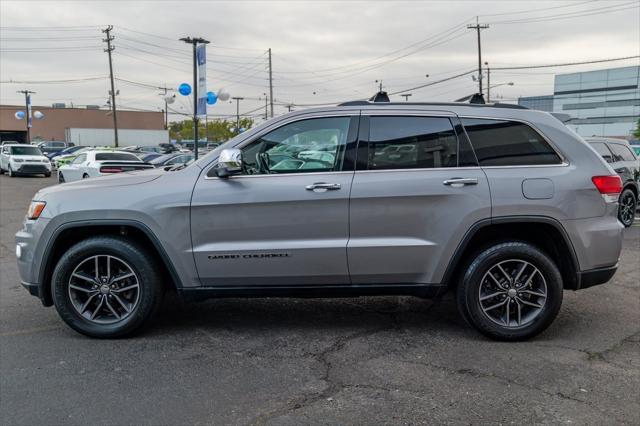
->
xmin=457 ymin=242 xmax=563 ymax=341
xmin=618 ymin=188 xmax=636 ymax=227
xmin=82 ymin=173 xmax=89 ymax=179
xmin=51 ymin=236 xmax=164 ymax=338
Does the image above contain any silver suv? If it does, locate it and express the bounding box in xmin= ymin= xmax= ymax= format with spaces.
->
xmin=16 ymin=102 xmax=624 ymax=340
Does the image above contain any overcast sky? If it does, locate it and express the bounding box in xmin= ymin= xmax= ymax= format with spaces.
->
xmin=1 ymin=0 xmax=638 ymax=122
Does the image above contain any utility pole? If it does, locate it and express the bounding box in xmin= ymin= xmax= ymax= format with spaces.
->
xmin=263 ymin=93 xmax=268 ymax=120
xmin=268 ymin=48 xmax=274 ymax=118
xmin=232 ymin=97 xmax=244 ymax=135
xmin=401 ymin=93 xmax=412 ymax=102
xmin=467 ymin=18 xmax=489 ymax=97
xmin=17 ymin=90 xmax=35 ymax=143
xmin=180 ymin=36 xmax=210 ymax=160
xmin=484 ymin=62 xmax=490 ymax=103
xmin=102 ymin=25 xmax=119 ymax=147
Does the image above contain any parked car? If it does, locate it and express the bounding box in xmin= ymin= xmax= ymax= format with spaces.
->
xmin=630 ymin=141 xmax=640 ymax=156
xmin=149 ymin=153 xmax=194 ymax=168
xmin=140 ymin=153 xmax=163 ymax=163
xmin=159 ymin=143 xmax=178 ymax=153
xmin=37 ymin=141 xmax=74 ymax=155
xmin=0 ymin=144 xmax=51 ymax=177
xmin=52 ymin=147 xmax=95 ymax=169
xmin=57 ymin=150 xmax=154 ymax=183
xmin=586 ymin=137 xmax=639 ymax=227
xmin=1 ymin=140 xmax=20 ymax=146
xmin=48 ymin=145 xmax=89 ymax=160
xmin=17 ymin=102 xmax=624 ymax=340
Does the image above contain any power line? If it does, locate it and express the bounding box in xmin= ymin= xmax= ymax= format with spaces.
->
xmin=486 ymin=1 xmax=638 ymax=25
xmin=490 ymin=56 xmax=640 ymax=71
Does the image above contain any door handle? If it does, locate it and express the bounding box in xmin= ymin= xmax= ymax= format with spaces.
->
xmin=443 ymin=178 xmax=478 ymax=187
xmin=305 ymin=182 xmax=341 ymax=191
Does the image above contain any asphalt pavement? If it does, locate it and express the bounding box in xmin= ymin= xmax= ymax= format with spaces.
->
xmin=1 ymin=174 xmax=638 ymax=425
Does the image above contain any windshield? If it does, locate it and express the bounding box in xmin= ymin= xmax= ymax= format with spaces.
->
xmin=10 ymin=146 xmax=42 ymax=156
xmin=95 ymin=152 xmax=141 ymax=161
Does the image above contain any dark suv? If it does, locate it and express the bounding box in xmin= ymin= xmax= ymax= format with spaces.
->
xmin=587 ymin=137 xmax=639 ymax=227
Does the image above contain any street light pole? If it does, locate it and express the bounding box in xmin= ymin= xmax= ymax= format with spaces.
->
xmin=17 ymin=90 xmax=35 ymax=143
xmin=180 ymin=36 xmax=210 ymax=160
xmin=485 ymin=62 xmax=490 ymax=103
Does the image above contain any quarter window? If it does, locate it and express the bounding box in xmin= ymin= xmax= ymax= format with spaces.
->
xmin=608 ymin=143 xmax=636 ymax=161
xmin=461 ymin=118 xmax=562 ymax=166
xmin=241 ymin=117 xmax=351 ymax=174
xmin=367 ymin=116 xmax=458 ymax=170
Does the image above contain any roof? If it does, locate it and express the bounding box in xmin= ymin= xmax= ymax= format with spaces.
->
xmin=337 ymin=100 xmax=527 ymax=110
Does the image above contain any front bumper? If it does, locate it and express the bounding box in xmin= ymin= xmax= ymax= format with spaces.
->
xmin=13 ymin=163 xmax=51 ymax=174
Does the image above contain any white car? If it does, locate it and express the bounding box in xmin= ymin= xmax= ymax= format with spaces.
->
xmin=57 ymin=150 xmax=154 ymax=183
xmin=0 ymin=144 xmax=51 ymax=177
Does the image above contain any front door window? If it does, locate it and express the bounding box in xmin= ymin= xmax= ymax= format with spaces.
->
xmin=240 ymin=117 xmax=351 ymax=175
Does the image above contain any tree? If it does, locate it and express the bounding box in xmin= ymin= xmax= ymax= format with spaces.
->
xmin=633 ymin=118 xmax=640 ymax=139
xmin=168 ymin=117 xmax=255 ymax=141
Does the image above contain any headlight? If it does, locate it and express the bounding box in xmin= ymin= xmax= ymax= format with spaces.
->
xmin=27 ymin=201 xmax=46 ymax=220
xmin=12 ymin=158 xmax=24 ymax=163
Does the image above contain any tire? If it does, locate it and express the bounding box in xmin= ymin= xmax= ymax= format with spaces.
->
xmin=0 ymin=166 xmax=4 ymax=175
xmin=44 ymin=171 xmax=51 ymax=178
xmin=82 ymin=173 xmax=89 ymax=179
xmin=58 ymin=172 xmax=65 ymax=183
xmin=8 ymin=165 xmax=15 ymax=177
xmin=456 ymin=242 xmax=563 ymax=341
xmin=51 ymin=236 xmax=164 ymax=338
xmin=618 ymin=188 xmax=636 ymax=227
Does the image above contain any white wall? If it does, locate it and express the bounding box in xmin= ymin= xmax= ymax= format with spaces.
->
xmin=65 ymin=128 xmax=169 ymax=147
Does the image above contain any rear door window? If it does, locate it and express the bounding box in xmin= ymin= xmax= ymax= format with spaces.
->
xmin=608 ymin=143 xmax=636 ymax=161
xmin=461 ymin=118 xmax=562 ymax=166
xmin=590 ymin=142 xmax=614 ymax=162
xmin=366 ymin=116 xmax=458 ymax=170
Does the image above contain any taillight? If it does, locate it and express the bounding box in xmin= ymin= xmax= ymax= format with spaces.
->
xmin=592 ymin=175 xmax=622 ymax=203
xmin=100 ymin=166 xmax=122 ymax=173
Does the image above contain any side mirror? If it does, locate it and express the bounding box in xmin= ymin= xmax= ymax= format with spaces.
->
xmin=214 ymin=148 xmax=243 ymax=178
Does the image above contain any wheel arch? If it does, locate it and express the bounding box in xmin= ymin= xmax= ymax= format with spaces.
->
xmin=39 ymin=220 xmax=183 ymax=306
xmin=441 ymin=216 xmax=581 ymax=291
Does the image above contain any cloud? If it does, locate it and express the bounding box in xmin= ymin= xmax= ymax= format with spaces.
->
xmin=1 ymin=0 xmax=638 ymax=119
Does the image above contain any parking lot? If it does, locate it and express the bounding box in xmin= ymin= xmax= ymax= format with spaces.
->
xmin=0 ymin=174 xmax=638 ymax=425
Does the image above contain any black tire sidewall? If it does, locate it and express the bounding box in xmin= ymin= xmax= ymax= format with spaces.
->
xmin=52 ymin=236 xmax=163 ymax=338
xmin=618 ymin=189 xmax=636 ymax=227
xmin=457 ymin=242 xmax=563 ymax=341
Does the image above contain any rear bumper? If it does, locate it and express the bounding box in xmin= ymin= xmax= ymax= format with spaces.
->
xmin=577 ymin=264 xmax=618 ymax=290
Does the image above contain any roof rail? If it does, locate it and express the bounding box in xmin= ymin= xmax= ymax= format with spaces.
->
xmin=336 ymin=100 xmax=528 ymax=110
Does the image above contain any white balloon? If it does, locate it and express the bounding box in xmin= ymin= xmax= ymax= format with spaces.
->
xmin=217 ymin=88 xmax=230 ymax=102
xmin=165 ymin=94 xmax=176 ymax=104
xmin=33 ymin=110 xmax=45 ymax=119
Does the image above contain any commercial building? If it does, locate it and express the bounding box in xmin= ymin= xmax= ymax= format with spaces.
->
xmin=518 ymin=65 xmax=640 ymax=138
xmin=0 ymin=104 xmax=166 ymax=144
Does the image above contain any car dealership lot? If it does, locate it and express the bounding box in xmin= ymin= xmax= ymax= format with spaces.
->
xmin=1 ymin=174 xmax=638 ymax=425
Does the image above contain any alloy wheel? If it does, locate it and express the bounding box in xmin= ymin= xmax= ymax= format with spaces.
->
xmin=618 ymin=191 xmax=636 ymax=226
xmin=478 ymin=259 xmax=547 ymax=328
xmin=67 ymin=255 xmax=140 ymax=324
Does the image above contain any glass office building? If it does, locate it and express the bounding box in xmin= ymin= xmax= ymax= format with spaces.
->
xmin=554 ymin=65 xmax=639 ymax=138
xmin=517 ymin=65 xmax=639 ymax=138
xmin=517 ymin=95 xmax=554 ymax=112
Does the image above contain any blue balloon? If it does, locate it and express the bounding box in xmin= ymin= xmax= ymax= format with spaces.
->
xmin=178 ymin=83 xmax=191 ymax=96
xmin=239 ymin=128 xmax=246 ymax=133
xmin=14 ymin=110 xmax=25 ymax=120
xmin=206 ymin=91 xmax=217 ymax=105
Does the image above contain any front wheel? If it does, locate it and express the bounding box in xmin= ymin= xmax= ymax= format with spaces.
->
xmin=457 ymin=242 xmax=563 ymax=341
xmin=618 ymin=188 xmax=636 ymax=227
xmin=51 ymin=236 xmax=164 ymax=338
xmin=8 ymin=165 xmax=15 ymax=177
xmin=58 ymin=172 xmax=65 ymax=183
xmin=44 ymin=171 xmax=51 ymax=178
